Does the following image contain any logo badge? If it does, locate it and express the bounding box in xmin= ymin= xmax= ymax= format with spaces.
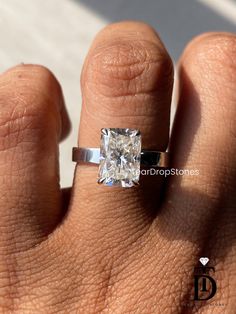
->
xmin=194 ymin=258 xmax=217 ymax=301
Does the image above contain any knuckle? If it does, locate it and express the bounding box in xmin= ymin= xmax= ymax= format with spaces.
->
xmin=0 ymin=65 xmax=61 ymax=149
xmin=82 ymin=39 xmax=173 ymax=98
xmin=185 ymin=32 xmax=236 ymax=77
xmin=4 ymin=64 xmax=62 ymax=101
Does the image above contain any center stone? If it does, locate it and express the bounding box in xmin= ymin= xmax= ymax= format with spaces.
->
xmin=98 ymin=128 xmax=141 ymax=187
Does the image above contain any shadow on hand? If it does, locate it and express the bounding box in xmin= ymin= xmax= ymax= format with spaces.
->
xmin=74 ymin=0 xmax=236 ymax=61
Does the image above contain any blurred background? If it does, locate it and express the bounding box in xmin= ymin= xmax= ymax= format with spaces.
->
xmin=0 ymin=0 xmax=235 ymax=187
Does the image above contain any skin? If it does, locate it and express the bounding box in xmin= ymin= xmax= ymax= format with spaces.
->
xmin=0 ymin=21 xmax=235 ymax=313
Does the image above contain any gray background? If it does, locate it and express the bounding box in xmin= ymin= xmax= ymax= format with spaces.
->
xmin=0 ymin=0 xmax=235 ymax=187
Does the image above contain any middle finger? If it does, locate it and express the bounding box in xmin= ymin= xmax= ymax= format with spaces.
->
xmin=69 ymin=21 xmax=174 ymax=243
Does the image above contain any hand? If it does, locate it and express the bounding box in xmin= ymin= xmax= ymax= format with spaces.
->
xmin=0 ymin=21 xmax=235 ymax=313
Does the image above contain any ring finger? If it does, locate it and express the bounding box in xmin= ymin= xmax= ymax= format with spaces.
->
xmin=68 ymin=21 xmax=174 ymax=244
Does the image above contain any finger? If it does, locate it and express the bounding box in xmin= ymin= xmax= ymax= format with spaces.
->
xmin=69 ymin=22 xmax=173 ymax=241
xmin=0 ymin=64 xmax=68 ymax=252
xmin=130 ymin=33 xmax=236 ymax=311
xmin=162 ymin=33 xmax=236 ymax=240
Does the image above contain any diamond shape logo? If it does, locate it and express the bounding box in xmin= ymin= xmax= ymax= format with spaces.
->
xmin=199 ymin=257 xmax=209 ymax=266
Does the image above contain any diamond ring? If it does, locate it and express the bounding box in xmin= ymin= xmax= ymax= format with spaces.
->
xmin=72 ymin=128 xmax=169 ymax=188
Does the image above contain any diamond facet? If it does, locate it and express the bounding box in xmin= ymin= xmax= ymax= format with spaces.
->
xmin=98 ymin=128 xmax=141 ymax=187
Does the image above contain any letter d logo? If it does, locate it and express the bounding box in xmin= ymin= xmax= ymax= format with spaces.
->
xmin=194 ymin=275 xmax=217 ymax=301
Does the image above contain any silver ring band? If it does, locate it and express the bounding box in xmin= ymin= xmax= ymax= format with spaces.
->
xmin=72 ymin=147 xmax=169 ymax=168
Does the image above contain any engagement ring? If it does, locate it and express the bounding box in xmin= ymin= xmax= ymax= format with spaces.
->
xmin=72 ymin=128 xmax=169 ymax=187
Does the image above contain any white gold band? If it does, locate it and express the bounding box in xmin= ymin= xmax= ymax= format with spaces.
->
xmin=72 ymin=147 xmax=169 ymax=168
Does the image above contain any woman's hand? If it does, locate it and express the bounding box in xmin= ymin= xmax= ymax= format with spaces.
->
xmin=0 ymin=21 xmax=235 ymax=313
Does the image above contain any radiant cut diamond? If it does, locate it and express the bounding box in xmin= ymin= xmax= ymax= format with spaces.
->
xmin=98 ymin=128 xmax=141 ymax=187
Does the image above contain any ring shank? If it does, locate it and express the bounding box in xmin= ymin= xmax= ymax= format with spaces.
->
xmin=72 ymin=148 xmax=169 ymax=168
